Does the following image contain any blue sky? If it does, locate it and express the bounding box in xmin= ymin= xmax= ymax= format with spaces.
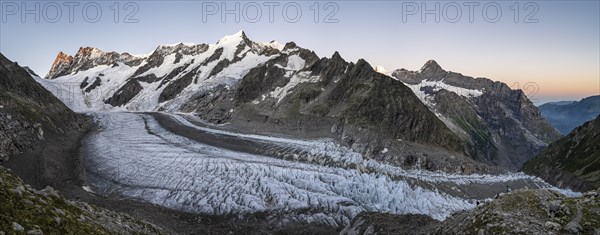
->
xmin=1 ymin=0 xmax=598 ymax=103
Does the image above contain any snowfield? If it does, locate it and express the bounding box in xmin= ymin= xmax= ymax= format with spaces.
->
xmin=82 ymin=112 xmax=578 ymax=227
xmin=34 ymin=31 xmax=303 ymax=113
xmin=403 ymin=79 xmax=484 ymax=108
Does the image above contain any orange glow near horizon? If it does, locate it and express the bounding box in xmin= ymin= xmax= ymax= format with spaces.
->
xmin=492 ymin=72 xmax=599 ymax=99
xmin=425 ymin=58 xmax=600 ymax=103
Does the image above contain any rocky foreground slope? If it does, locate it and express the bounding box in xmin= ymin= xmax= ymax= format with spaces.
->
xmin=0 ymin=166 xmax=162 ymax=234
xmin=522 ymin=115 xmax=600 ymax=192
xmin=0 ymin=53 xmax=86 ymax=163
xmin=392 ymin=61 xmax=561 ymax=170
xmin=341 ymin=188 xmax=599 ymax=235
xmin=0 ymin=53 xmax=164 ymax=234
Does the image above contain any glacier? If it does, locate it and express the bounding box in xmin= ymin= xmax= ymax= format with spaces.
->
xmin=29 ymin=31 xmax=579 ymax=227
xmin=81 ymin=112 xmax=577 ymax=227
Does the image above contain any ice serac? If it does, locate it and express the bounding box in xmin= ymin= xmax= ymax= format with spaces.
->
xmin=83 ymin=111 xmax=568 ymax=227
xmin=392 ymin=60 xmax=561 ymax=170
xmin=522 ymin=115 xmax=600 ymax=191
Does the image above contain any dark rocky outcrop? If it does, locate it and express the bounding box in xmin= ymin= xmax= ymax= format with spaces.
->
xmin=235 ymin=59 xmax=287 ymax=104
xmin=158 ymin=70 xmax=195 ymax=103
xmin=219 ymin=53 xmax=485 ymax=173
xmin=332 ymin=59 xmax=462 ymax=151
xmin=104 ymin=79 xmax=143 ymax=107
xmin=0 ymin=53 xmax=86 ymax=162
xmin=22 ymin=66 xmax=39 ymax=77
xmin=522 ymin=115 xmax=600 ymax=192
xmin=84 ymin=77 xmax=102 ymax=93
xmin=340 ymin=213 xmax=438 ymax=235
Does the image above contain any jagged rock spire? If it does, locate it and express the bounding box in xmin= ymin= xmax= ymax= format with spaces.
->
xmin=420 ymin=60 xmax=443 ymax=72
xmin=45 ymin=51 xmax=73 ymax=79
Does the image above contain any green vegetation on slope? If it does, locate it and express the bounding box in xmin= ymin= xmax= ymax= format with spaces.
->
xmin=0 ymin=167 xmax=162 ymax=234
xmin=522 ymin=115 xmax=600 ymax=191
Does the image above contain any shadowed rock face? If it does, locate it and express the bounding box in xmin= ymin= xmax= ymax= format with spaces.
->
xmin=523 ymin=115 xmax=600 ymax=192
xmin=228 ymin=52 xmax=487 ymax=173
xmin=0 ymin=53 xmax=85 ymax=162
xmin=104 ymin=79 xmax=144 ymax=107
xmin=177 ymin=50 xmax=470 ymax=172
xmin=392 ymin=62 xmax=561 ymax=170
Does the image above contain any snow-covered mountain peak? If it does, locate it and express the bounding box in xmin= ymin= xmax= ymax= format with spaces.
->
xmin=75 ymin=47 xmax=105 ymax=59
xmin=45 ymin=47 xmax=148 ymax=79
xmin=256 ymin=40 xmax=285 ymax=51
xmin=390 ymin=59 xmax=561 ymax=170
xmin=374 ymin=65 xmax=388 ymax=75
xmin=158 ymin=42 xmax=197 ymax=48
xmin=217 ymin=30 xmax=252 ymax=47
xmin=150 ymin=42 xmax=209 ymax=58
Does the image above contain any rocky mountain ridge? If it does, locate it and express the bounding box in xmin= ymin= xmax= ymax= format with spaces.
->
xmin=0 ymin=53 xmax=85 ymax=162
xmin=392 ymin=62 xmax=561 ymax=170
xmin=522 ymin=115 xmax=600 ymax=192
xmin=38 ymin=31 xmax=559 ymax=173
xmin=38 ymin=31 xmax=501 ymax=174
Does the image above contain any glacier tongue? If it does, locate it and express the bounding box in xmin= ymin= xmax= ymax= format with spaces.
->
xmin=83 ymin=112 xmax=475 ymax=226
xmin=82 ymin=112 xmax=579 ymax=227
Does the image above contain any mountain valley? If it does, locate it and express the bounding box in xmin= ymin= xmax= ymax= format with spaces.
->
xmin=1 ymin=31 xmax=596 ymax=234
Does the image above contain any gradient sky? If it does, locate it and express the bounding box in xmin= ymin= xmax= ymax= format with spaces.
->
xmin=1 ymin=0 xmax=598 ymax=104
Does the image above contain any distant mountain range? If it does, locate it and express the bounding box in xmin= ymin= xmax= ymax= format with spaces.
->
xmin=538 ymin=96 xmax=600 ymax=134
xmin=36 ymin=31 xmax=560 ymax=172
